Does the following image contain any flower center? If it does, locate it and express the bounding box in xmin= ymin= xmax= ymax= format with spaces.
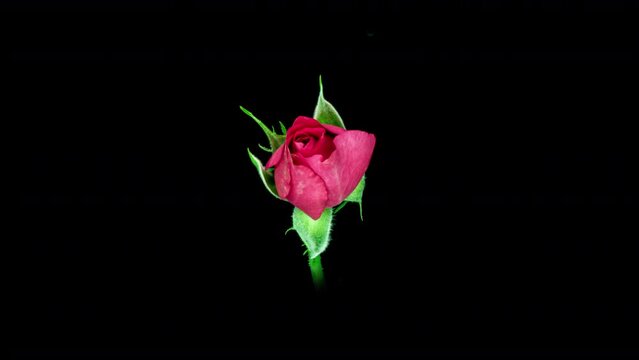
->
xmin=296 ymin=135 xmax=313 ymax=148
xmin=291 ymin=128 xmax=335 ymax=160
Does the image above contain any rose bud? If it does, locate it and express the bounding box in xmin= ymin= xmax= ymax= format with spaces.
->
xmin=265 ymin=116 xmax=375 ymax=220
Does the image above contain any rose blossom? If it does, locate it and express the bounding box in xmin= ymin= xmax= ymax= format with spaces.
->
xmin=265 ymin=116 xmax=375 ymax=219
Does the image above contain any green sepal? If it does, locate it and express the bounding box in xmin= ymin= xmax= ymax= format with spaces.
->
xmin=334 ymin=175 xmax=366 ymax=220
xmin=257 ymin=144 xmax=271 ymax=153
xmin=332 ymin=201 xmax=348 ymax=214
xmin=240 ymin=106 xmax=286 ymax=152
xmin=292 ymin=207 xmax=333 ymax=259
xmin=345 ymin=175 xmax=366 ymax=220
xmin=247 ymin=148 xmax=279 ymax=199
xmin=312 ymin=75 xmax=346 ymax=129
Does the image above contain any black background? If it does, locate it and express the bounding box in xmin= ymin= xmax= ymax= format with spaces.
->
xmin=9 ymin=1 xmax=639 ymax=359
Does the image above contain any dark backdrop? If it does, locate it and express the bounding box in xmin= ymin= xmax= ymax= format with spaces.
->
xmin=9 ymin=1 xmax=639 ymax=358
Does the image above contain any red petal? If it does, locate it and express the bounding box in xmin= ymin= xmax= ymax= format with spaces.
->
xmin=286 ymin=163 xmax=329 ymax=220
xmin=321 ymin=123 xmax=347 ymax=135
xmin=273 ymin=147 xmax=291 ymax=198
xmin=265 ymin=144 xmax=285 ymax=169
xmin=301 ymin=130 xmax=375 ymax=207
xmin=286 ymin=116 xmax=323 ymax=142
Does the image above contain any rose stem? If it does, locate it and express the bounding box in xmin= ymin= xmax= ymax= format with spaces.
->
xmin=308 ymin=255 xmax=325 ymax=292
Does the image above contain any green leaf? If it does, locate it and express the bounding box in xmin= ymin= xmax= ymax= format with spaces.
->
xmin=343 ymin=175 xmax=366 ymax=220
xmin=292 ymin=207 xmax=333 ymax=259
xmin=247 ymin=148 xmax=279 ymax=199
xmin=240 ymin=106 xmax=286 ymax=152
xmin=312 ymin=75 xmax=346 ymax=129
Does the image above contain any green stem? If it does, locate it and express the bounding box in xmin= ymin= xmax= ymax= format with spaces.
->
xmin=308 ymin=255 xmax=325 ymax=292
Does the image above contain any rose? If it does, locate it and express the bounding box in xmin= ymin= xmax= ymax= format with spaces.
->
xmin=242 ymin=78 xmax=375 ymax=291
xmin=265 ymin=116 xmax=376 ymax=220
